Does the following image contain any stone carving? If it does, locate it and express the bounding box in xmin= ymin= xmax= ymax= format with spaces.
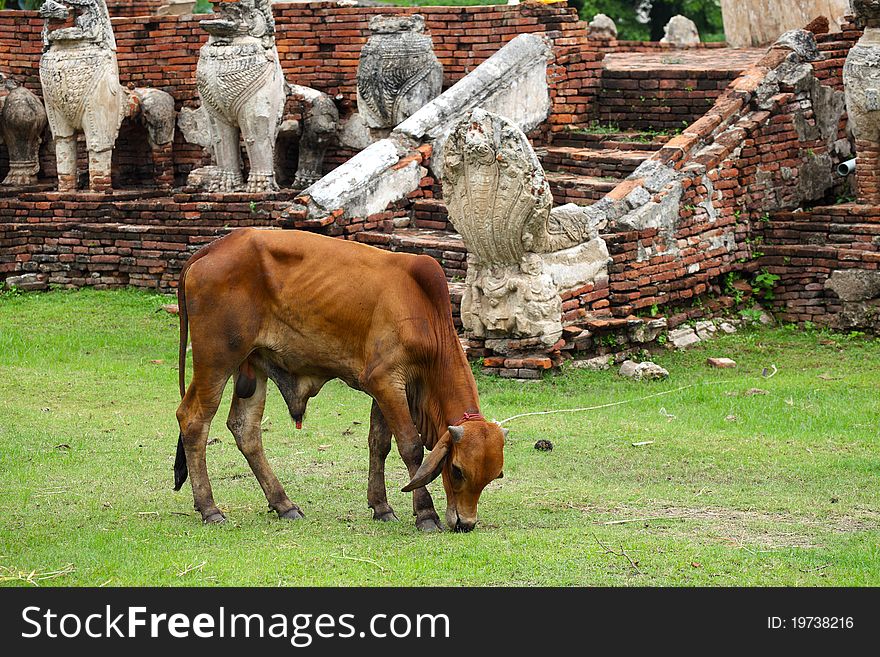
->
xmin=356 ymin=14 xmax=442 ymax=130
xmin=589 ymin=14 xmax=618 ymax=40
xmin=660 ymin=15 xmax=701 ymax=47
xmin=773 ymin=29 xmax=822 ymax=62
xmin=0 ymin=76 xmax=48 ymax=186
xmin=39 ymin=0 xmax=128 ymax=191
xmin=180 ymin=81 xmax=339 ymax=191
xmin=288 ymin=84 xmax=340 ymax=188
xmin=444 ymin=109 xmax=609 ymax=346
xmin=844 ymin=0 xmax=880 ymax=203
xmin=38 ymin=0 xmax=176 ymax=192
xmin=194 ymin=0 xmax=286 ymax=192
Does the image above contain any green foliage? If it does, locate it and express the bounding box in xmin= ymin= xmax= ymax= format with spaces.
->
xmin=194 ymin=0 xmax=213 ymax=13
xmin=752 ymin=268 xmax=780 ymax=303
xmin=723 ymin=271 xmax=744 ymax=305
xmin=739 ymin=308 xmax=764 ymax=324
xmin=578 ymin=1 xmax=724 ymax=41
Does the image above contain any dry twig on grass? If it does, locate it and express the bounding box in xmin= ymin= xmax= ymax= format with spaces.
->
xmin=176 ymin=561 xmax=206 ymax=577
xmin=330 ymin=549 xmax=388 ymax=572
xmin=0 ymin=563 xmax=75 ymax=586
xmin=593 ymin=535 xmax=641 ymax=574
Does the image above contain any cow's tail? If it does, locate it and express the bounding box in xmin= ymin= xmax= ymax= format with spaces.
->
xmin=173 ymin=262 xmax=190 ymax=491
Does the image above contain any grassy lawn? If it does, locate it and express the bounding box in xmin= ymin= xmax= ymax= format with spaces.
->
xmin=0 ymin=288 xmax=878 ymax=586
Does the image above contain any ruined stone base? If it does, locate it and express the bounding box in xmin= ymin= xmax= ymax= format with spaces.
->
xmin=468 ymin=293 xmax=745 ymax=378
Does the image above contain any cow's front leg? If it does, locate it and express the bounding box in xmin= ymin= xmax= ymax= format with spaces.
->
xmin=227 ymin=367 xmax=303 ymax=520
xmin=372 ymin=388 xmax=442 ymax=532
xmin=367 ymin=400 xmax=397 ymax=522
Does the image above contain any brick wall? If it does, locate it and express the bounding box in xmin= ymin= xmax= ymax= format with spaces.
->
xmin=106 ymin=0 xmax=165 ymax=17
xmin=0 ymin=188 xmax=285 ymax=291
xmin=596 ymin=67 xmax=738 ymax=132
xmin=590 ymin=35 xmax=853 ymax=324
xmin=760 ymin=205 xmax=880 ymax=326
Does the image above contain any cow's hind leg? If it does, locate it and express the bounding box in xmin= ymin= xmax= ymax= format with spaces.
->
xmin=177 ymin=373 xmax=228 ymax=524
xmin=227 ymin=367 xmax=303 ymax=520
xmin=367 ymin=400 xmax=397 ymax=522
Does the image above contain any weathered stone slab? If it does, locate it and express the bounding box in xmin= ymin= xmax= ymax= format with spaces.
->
xmin=824 ymin=268 xmax=880 ymax=301
xmin=619 ymin=360 xmax=669 ymax=381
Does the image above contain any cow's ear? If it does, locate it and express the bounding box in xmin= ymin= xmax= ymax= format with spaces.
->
xmin=402 ymin=433 xmax=451 ymax=492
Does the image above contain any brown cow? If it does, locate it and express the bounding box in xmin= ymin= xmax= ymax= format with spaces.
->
xmin=173 ymin=228 xmax=505 ymax=532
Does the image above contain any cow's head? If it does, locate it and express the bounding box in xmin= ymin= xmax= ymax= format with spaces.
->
xmin=402 ymin=420 xmax=505 ymax=532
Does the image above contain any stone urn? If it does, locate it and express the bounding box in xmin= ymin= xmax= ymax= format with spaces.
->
xmin=356 ymin=14 xmax=443 ymax=130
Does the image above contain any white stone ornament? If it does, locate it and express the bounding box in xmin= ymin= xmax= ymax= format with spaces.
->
xmin=844 ymin=0 xmax=880 ymax=202
xmin=38 ymin=0 xmax=128 ymax=191
xmin=37 ymin=0 xmax=176 ymax=192
xmin=589 ymin=14 xmax=618 ymax=40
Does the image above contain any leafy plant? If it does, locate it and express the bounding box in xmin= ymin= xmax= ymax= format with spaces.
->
xmin=739 ymin=308 xmax=763 ymax=324
xmin=752 ymin=268 xmax=780 ymax=303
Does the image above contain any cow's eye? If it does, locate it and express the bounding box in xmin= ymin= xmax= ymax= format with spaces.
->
xmin=452 ymin=465 xmax=464 ymax=480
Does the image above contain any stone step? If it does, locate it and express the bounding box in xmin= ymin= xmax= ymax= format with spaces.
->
xmin=551 ymin=131 xmax=668 ymax=151
xmin=537 ymin=146 xmax=652 ymax=179
xmin=356 ymin=227 xmax=468 ymax=280
xmin=544 ymin=171 xmax=619 ymax=205
xmin=411 ymin=171 xmax=617 ymax=223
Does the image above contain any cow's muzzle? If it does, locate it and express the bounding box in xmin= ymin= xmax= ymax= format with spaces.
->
xmin=454 ymin=519 xmax=476 ymax=533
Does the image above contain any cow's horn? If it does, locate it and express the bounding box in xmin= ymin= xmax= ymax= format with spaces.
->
xmin=448 ymin=425 xmax=465 ymax=442
xmin=402 ymin=434 xmax=451 ymax=492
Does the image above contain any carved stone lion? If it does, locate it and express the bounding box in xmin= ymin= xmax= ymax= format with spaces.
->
xmin=38 ymin=0 xmax=127 ymax=191
xmin=195 ymin=0 xmax=286 ymax=192
xmin=38 ymin=0 xmax=175 ymax=192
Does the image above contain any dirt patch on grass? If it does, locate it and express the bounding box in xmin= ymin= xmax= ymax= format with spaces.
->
xmin=559 ymin=502 xmax=880 ymax=549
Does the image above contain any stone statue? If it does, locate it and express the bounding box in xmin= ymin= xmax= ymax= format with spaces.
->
xmin=356 ymin=14 xmax=442 ymax=131
xmin=38 ymin=0 xmax=176 ymax=192
xmin=0 ymin=75 xmax=48 ymax=186
xmin=179 ymin=81 xmax=339 ymax=191
xmin=589 ymin=14 xmax=618 ymax=40
xmin=660 ymin=15 xmax=701 ymax=47
xmin=444 ymin=109 xmax=604 ymax=346
xmin=194 ymin=0 xmax=286 ymax=192
xmin=844 ymin=0 xmax=880 ymax=203
xmin=39 ymin=0 xmax=128 ymax=191
xmin=287 ymin=84 xmax=340 ymax=188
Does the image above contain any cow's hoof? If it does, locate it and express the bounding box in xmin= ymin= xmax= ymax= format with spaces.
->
xmin=203 ymin=511 xmax=227 ymax=524
xmin=279 ymin=507 xmax=305 ymax=521
xmin=416 ymin=516 xmax=443 ymax=533
xmin=373 ymin=509 xmax=399 ymax=522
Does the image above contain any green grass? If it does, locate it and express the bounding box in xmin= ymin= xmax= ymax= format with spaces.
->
xmin=1 ymin=289 xmax=879 ymax=586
